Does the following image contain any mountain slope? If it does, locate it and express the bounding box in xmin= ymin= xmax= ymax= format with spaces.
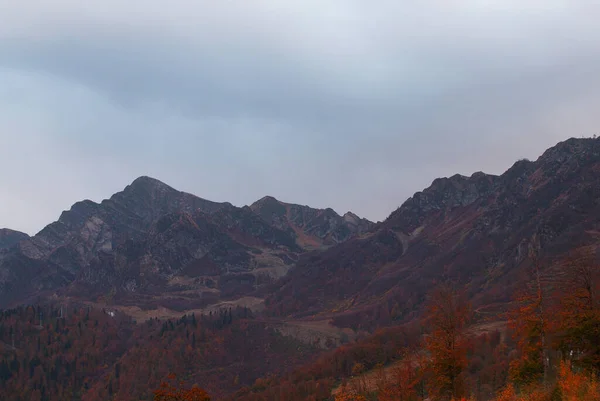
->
xmin=22 ymin=176 xmax=230 ymax=261
xmin=0 ymin=177 xmax=370 ymax=310
xmin=266 ymin=137 xmax=600 ymax=329
xmin=250 ymin=196 xmax=374 ymax=249
xmin=0 ymin=177 xmax=234 ymax=306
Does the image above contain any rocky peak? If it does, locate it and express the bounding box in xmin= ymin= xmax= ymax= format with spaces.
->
xmin=129 ymin=175 xmax=173 ymax=192
xmin=342 ymin=212 xmax=361 ymax=225
xmin=496 ymin=137 xmax=600 ymax=198
xmin=118 ymin=176 xmax=193 ymax=207
xmin=21 ymin=177 xmax=231 ymax=262
xmin=0 ymin=229 xmax=29 ymax=250
xmin=106 ymin=176 xmax=229 ymax=222
xmin=250 ymin=196 xmax=288 ymax=223
xmin=537 ymin=137 xmax=600 ymax=164
xmin=253 ymin=195 xmax=280 ymax=205
xmin=250 ymin=196 xmax=374 ymax=247
xmin=387 ymin=171 xmax=499 ymax=229
xmin=109 ymin=176 xmax=177 ymax=209
xmin=57 ymin=200 xmax=101 ymax=228
xmin=386 ymin=137 xmax=600 ymax=233
xmin=428 ymin=172 xmax=499 ymax=202
xmin=532 ymin=137 xmax=600 ymax=179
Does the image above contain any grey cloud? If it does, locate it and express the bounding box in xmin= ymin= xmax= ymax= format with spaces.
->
xmin=0 ymin=2 xmax=599 ymax=234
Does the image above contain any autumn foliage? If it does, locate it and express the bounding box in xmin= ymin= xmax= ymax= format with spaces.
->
xmin=508 ymin=258 xmax=550 ymax=387
xmin=554 ymin=249 xmax=600 ymax=373
xmin=425 ymin=284 xmax=472 ymax=401
xmin=242 ymin=250 xmax=600 ymax=401
xmin=2 ymin=249 xmax=600 ymax=401
xmin=153 ymin=374 xmax=210 ymax=401
xmin=376 ymin=355 xmax=424 ymax=401
xmin=334 ymin=382 xmax=367 ymax=401
xmin=0 ymin=305 xmax=313 ymax=401
xmin=557 ymin=361 xmax=599 ymax=401
xmin=498 ymin=249 xmax=600 ymax=400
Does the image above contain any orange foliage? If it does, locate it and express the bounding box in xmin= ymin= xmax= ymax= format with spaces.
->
xmin=494 ymin=384 xmax=517 ymax=401
xmin=4 ymin=251 xmax=600 ymax=401
xmin=491 ymin=383 xmax=552 ymax=401
xmin=491 ymin=362 xmax=600 ymax=401
xmin=557 ymin=361 xmax=599 ymax=401
xmin=424 ymin=284 xmax=471 ymax=401
xmin=335 ymin=382 xmax=367 ymax=401
xmin=508 ymin=258 xmax=550 ymax=387
xmin=555 ymin=249 xmax=600 ymax=373
xmin=377 ymin=356 xmax=423 ymax=401
xmin=153 ymin=374 xmax=211 ymax=401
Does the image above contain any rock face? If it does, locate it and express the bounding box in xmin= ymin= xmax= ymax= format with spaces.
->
xmin=0 ymin=177 xmax=371 ymax=309
xmin=0 ymin=229 xmax=29 ymax=250
xmin=266 ymin=137 xmax=600 ymax=329
xmin=24 ymin=176 xmax=230 ymax=260
xmin=250 ymin=196 xmax=375 ymax=248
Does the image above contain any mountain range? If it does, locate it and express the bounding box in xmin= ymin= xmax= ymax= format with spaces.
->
xmin=267 ymin=137 xmax=600 ymax=328
xmin=1 ymin=137 xmax=599 ymax=326
xmin=0 ymin=176 xmax=373 ymax=310
xmin=1 ymin=137 xmax=600 ymax=400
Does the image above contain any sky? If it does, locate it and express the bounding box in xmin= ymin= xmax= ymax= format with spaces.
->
xmin=1 ymin=1 xmax=599 ymax=235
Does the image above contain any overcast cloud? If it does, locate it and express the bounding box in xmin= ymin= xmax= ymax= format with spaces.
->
xmin=1 ymin=1 xmax=599 ymax=234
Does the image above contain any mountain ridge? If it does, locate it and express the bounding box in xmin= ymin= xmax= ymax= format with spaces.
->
xmin=250 ymin=195 xmax=375 ymax=248
xmin=2 ymin=137 xmax=598 ymax=329
xmin=266 ymin=137 xmax=600 ymax=329
xmin=0 ymin=176 xmax=373 ymax=309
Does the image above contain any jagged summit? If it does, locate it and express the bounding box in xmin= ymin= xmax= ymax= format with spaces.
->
xmin=537 ymin=136 xmax=600 ymax=162
xmin=107 ymin=176 xmax=229 ymax=220
xmin=386 ymin=137 xmax=600 ymax=230
xmin=126 ymin=175 xmax=178 ymax=194
xmin=254 ymin=195 xmax=280 ymax=204
xmin=250 ymin=195 xmax=374 ymax=246
xmin=131 ymin=175 xmax=168 ymax=186
xmin=115 ymin=176 xmax=179 ymax=202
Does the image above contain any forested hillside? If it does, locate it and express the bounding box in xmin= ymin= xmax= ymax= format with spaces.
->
xmin=2 ymin=246 xmax=598 ymax=400
xmin=235 ymin=249 xmax=600 ymax=401
xmin=0 ymin=305 xmax=315 ymax=400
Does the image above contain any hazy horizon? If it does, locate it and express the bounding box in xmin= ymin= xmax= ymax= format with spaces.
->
xmin=1 ymin=2 xmax=599 ymax=234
